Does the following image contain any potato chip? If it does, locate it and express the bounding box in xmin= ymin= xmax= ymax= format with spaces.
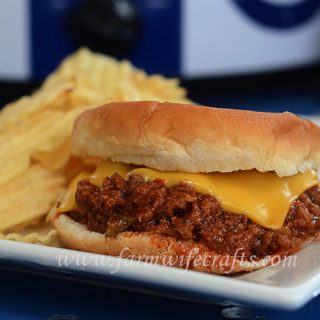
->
xmin=31 ymin=137 xmax=71 ymax=171
xmin=0 ymin=47 xmax=189 ymax=184
xmin=7 ymin=216 xmax=43 ymax=232
xmin=0 ymin=47 xmax=191 ymax=235
xmin=0 ymin=230 xmax=59 ymax=246
xmin=42 ymin=48 xmax=190 ymax=104
xmin=0 ymin=107 xmax=87 ymax=185
xmin=0 ymin=82 xmax=74 ymax=131
xmin=4 ymin=216 xmax=61 ymax=247
xmin=0 ymin=164 xmax=65 ymax=232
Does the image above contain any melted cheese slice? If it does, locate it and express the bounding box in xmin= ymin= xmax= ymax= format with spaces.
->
xmin=57 ymin=160 xmax=318 ymax=230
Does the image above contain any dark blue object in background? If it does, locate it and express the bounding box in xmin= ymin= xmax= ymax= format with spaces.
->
xmin=30 ymin=0 xmax=180 ymax=79
xmin=232 ymin=0 xmax=320 ymax=29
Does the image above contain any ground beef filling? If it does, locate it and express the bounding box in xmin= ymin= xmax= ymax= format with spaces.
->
xmin=66 ymin=173 xmax=320 ymax=259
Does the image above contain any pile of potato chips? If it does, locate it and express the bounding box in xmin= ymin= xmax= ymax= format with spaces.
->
xmin=0 ymin=48 xmax=190 ymax=245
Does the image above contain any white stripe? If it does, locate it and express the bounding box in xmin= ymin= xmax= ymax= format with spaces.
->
xmin=0 ymin=0 xmax=30 ymax=80
xmin=181 ymin=0 xmax=320 ymax=78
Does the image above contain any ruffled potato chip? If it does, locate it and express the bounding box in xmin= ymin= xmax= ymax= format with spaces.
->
xmin=31 ymin=138 xmax=71 ymax=171
xmin=43 ymin=48 xmax=190 ymax=104
xmin=0 ymin=47 xmax=190 ymax=240
xmin=0 ymin=230 xmax=59 ymax=246
xmin=0 ymin=83 xmax=74 ymax=131
xmin=0 ymin=165 xmax=65 ymax=232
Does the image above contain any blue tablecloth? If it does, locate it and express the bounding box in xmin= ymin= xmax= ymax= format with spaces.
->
xmin=0 ymin=268 xmax=319 ymax=320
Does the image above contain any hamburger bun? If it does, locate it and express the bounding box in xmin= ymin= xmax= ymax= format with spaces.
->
xmin=55 ymin=214 xmax=272 ymax=274
xmin=72 ymin=101 xmax=320 ymax=177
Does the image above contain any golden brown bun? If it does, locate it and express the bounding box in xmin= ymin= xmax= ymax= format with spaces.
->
xmin=72 ymin=101 xmax=320 ymax=177
xmin=54 ymin=214 xmax=272 ymax=274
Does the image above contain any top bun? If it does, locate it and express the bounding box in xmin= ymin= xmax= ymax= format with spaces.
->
xmin=72 ymin=101 xmax=320 ymax=177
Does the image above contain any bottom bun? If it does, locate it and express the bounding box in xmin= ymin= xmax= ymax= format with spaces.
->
xmin=54 ymin=214 xmax=273 ymax=274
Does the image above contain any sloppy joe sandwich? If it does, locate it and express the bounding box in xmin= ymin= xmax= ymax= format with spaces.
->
xmin=54 ymin=101 xmax=320 ymax=274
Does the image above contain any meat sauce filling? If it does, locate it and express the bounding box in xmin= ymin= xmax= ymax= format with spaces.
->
xmin=66 ymin=173 xmax=320 ymax=259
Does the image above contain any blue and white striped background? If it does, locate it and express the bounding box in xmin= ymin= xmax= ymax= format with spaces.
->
xmin=1 ymin=0 xmax=320 ymax=81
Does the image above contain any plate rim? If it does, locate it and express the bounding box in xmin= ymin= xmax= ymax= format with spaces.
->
xmin=0 ymin=239 xmax=319 ymax=310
